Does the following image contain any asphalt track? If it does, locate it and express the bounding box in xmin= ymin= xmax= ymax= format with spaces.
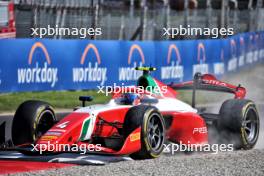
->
xmin=0 ymin=65 xmax=264 ymax=175
xmin=0 ymin=104 xmax=260 ymax=176
xmin=22 ymin=149 xmax=264 ymax=176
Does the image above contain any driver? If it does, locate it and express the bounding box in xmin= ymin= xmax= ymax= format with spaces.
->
xmin=116 ymin=93 xmax=139 ymax=105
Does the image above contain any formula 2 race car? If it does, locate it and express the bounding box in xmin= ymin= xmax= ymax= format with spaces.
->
xmin=6 ymin=67 xmax=260 ymax=159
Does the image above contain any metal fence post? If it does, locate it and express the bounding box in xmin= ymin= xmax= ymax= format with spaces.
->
xmin=220 ymin=0 xmax=227 ymax=38
xmin=184 ymin=0 xmax=189 ymax=39
xmin=206 ymin=0 xmax=212 ymax=38
xmin=139 ymin=0 xmax=147 ymax=40
xmin=184 ymin=0 xmax=189 ymax=28
xmin=248 ymin=0 xmax=253 ymax=31
xmin=163 ymin=0 xmax=170 ymax=40
xmin=129 ymin=0 xmax=134 ymax=39
xmin=119 ymin=15 xmax=125 ymax=40
xmin=256 ymin=0 xmax=263 ymax=31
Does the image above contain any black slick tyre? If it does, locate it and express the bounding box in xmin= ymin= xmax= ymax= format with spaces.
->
xmin=123 ymin=105 xmax=165 ymax=159
xmin=217 ymin=99 xmax=259 ymax=149
xmin=12 ymin=100 xmax=57 ymax=145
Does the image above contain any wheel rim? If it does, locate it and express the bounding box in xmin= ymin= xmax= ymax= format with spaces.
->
xmin=35 ymin=110 xmax=55 ymax=139
xmin=147 ymin=113 xmax=164 ymax=151
xmin=243 ymin=107 xmax=259 ymax=143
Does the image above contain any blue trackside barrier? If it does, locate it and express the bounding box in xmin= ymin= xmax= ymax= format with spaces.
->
xmin=0 ymin=31 xmax=263 ymax=93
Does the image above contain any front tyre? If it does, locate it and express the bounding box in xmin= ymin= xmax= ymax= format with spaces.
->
xmin=123 ymin=105 xmax=165 ymax=159
xmin=217 ymin=99 xmax=259 ymax=150
xmin=12 ymin=100 xmax=57 ymax=145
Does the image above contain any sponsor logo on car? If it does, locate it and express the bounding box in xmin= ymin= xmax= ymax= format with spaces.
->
xmin=161 ymin=44 xmax=184 ymax=81
xmin=203 ymin=79 xmax=227 ymax=86
xmin=119 ymin=44 xmax=145 ymax=81
xmin=72 ymin=43 xmax=107 ymax=86
xmin=45 ymin=131 xmax=63 ymax=136
xmin=193 ymin=127 xmax=207 ymax=134
xmin=130 ymin=132 xmax=140 ymax=142
xmin=17 ymin=42 xmax=58 ymax=87
xmin=40 ymin=135 xmax=58 ymax=141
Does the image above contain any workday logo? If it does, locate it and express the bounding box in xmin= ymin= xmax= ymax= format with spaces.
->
xmin=72 ymin=44 xmax=107 ymax=86
xmin=253 ymin=34 xmax=259 ymax=62
xmin=213 ymin=49 xmax=225 ymax=75
xmin=246 ymin=35 xmax=256 ymax=64
xmin=260 ymin=33 xmax=264 ymax=60
xmin=227 ymin=39 xmax=238 ymax=72
xmin=119 ymin=44 xmax=145 ymax=81
xmin=193 ymin=42 xmax=209 ymax=75
xmin=238 ymin=37 xmax=245 ymax=67
xmin=17 ymin=42 xmax=58 ymax=87
xmin=161 ymin=44 xmax=184 ymax=81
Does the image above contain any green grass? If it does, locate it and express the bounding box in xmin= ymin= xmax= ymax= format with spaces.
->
xmin=0 ymin=90 xmax=110 ymax=113
xmin=0 ymin=89 xmax=229 ymax=113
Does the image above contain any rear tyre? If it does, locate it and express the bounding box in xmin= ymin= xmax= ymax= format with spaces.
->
xmin=12 ymin=100 xmax=57 ymax=145
xmin=217 ymin=99 xmax=259 ymax=149
xmin=123 ymin=105 xmax=165 ymax=159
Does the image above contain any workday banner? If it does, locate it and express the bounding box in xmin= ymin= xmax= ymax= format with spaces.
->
xmin=0 ymin=31 xmax=263 ymax=93
xmin=0 ymin=40 xmax=121 ymax=92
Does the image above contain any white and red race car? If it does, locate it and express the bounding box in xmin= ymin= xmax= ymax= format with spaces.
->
xmin=7 ymin=67 xmax=260 ymax=159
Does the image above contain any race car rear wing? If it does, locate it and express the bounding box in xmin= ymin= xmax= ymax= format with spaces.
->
xmin=169 ymin=73 xmax=246 ymax=108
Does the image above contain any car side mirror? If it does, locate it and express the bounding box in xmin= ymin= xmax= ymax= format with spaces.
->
xmin=79 ymin=96 xmax=93 ymax=107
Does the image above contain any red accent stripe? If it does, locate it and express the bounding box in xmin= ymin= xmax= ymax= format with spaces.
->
xmin=0 ymin=32 xmax=16 ymax=38
xmin=0 ymin=160 xmax=73 ymax=175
